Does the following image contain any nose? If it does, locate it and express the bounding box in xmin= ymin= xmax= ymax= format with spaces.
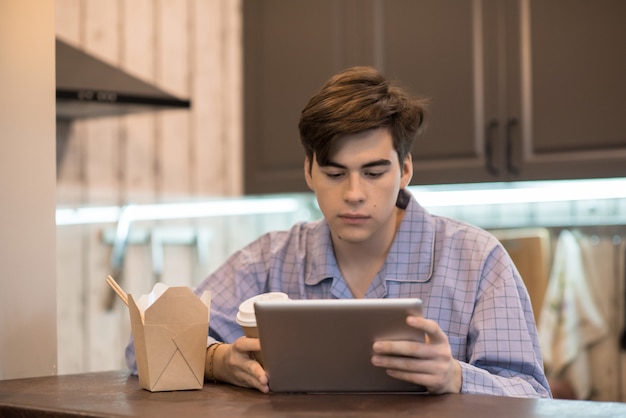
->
xmin=343 ymin=173 xmax=366 ymax=204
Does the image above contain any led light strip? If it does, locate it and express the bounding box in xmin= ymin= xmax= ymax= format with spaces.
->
xmin=56 ymin=178 xmax=626 ymax=225
xmin=56 ymin=197 xmax=301 ymax=226
xmin=409 ymin=178 xmax=626 ymax=207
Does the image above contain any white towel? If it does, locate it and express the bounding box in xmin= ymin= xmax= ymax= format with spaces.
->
xmin=538 ymin=230 xmax=608 ymax=399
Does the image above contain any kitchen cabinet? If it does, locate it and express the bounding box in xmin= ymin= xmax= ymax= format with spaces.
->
xmin=501 ymin=0 xmax=626 ymax=183
xmin=243 ymin=0 xmax=379 ymax=193
xmin=243 ymin=0 xmax=626 ymax=194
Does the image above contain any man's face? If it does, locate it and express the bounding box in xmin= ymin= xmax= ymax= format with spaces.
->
xmin=305 ymin=128 xmax=413 ymax=245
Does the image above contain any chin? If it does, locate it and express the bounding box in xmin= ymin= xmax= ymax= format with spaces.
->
xmin=335 ymin=230 xmax=371 ymax=244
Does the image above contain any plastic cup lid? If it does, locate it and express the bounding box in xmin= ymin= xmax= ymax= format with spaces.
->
xmin=236 ymin=292 xmax=289 ymax=327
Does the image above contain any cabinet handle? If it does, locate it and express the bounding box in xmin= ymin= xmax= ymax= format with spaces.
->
xmin=485 ymin=119 xmax=499 ymax=176
xmin=505 ymin=117 xmax=520 ymax=175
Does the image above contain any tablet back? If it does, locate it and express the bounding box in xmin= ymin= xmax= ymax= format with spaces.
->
xmin=254 ymin=298 xmax=426 ymax=393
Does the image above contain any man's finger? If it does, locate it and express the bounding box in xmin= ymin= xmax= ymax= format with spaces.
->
xmin=407 ymin=317 xmax=447 ymax=344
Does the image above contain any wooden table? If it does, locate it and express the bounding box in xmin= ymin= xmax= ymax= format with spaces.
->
xmin=0 ymin=371 xmax=625 ymax=417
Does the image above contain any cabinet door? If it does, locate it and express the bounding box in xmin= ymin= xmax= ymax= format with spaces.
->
xmin=505 ymin=0 xmax=626 ymax=181
xmin=244 ymin=0 xmax=502 ymax=193
xmin=243 ymin=0 xmax=378 ymax=194
xmin=382 ymin=0 xmax=503 ymax=185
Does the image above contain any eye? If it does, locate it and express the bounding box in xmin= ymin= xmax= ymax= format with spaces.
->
xmin=364 ymin=170 xmax=385 ymax=179
xmin=324 ymin=170 xmax=344 ymax=179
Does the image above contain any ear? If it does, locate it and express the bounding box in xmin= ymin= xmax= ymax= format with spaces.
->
xmin=304 ymin=157 xmax=315 ymax=191
xmin=400 ymin=153 xmax=413 ymax=189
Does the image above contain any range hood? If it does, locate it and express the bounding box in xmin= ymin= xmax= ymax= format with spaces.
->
xmin=56 ymin=38 xmax=191 ymax=120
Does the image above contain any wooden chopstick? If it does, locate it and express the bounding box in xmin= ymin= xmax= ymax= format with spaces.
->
xmin=106 ymin=275 xmax=129 ymax=306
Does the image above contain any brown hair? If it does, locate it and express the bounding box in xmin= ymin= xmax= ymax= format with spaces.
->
xmin=298 ymin=66 xmax=427 ymax=170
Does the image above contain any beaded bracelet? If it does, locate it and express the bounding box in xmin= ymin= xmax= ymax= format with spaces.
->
xmin=207 ymin=342 xmax=223 ymax=383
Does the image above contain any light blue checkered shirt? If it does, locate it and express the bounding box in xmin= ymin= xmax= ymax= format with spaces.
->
xmin=126 ymin=192 xmax=551 ymax=398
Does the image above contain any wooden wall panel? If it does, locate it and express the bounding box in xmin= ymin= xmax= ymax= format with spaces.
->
xmin=84 ymin=0 xmax=119 ymax=62
xmin=83 ymin=120 xmax=121 ymax=203
xmin=155 ymin=0 xmax=192 ymax=286
xmin=55 ymin=0 xmax=243 ymax=374
xmin=193 ymin=0 xmax=243 ymax=196
xmin=157 ymin=0 xmax=191 ymax=97
xmin=55 ymin=0 xmax=81 ymax=43
xmin=156 ymin=0 xmax=191 ymax=198
xmin=221 ymin=0 xmax=243 ymax=196
xmin=121 ymin=0 xmax=156 ymax=81
xmin=82 ymin=0 xmax=123 ymax=370
xmin=56 ymin=225 xmax=86 ymax=373
xmin=56 ymin=122 xmax=84 ymax=204
xmin=122 ymin=115 xmax=157 ymax=201
xmin=121 ymin=0 xmax=158 ymax=203
xmin=56 ymin=122 xmax=86 ymax=374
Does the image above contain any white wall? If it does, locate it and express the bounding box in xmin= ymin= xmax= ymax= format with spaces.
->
xmin=0 ymin=1 xmax=58 ymax=379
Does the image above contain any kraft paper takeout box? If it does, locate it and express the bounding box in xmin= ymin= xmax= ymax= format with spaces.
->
xmin=129 ymin=286 xmax=210 ymax=392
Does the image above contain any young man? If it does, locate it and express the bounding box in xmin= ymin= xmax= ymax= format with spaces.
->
xmin=126 ymin=66 xmax=551 ymax=398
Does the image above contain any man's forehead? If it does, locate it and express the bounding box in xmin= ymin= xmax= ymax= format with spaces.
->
xmin=330 ymin=139 xmax=396 ymax=165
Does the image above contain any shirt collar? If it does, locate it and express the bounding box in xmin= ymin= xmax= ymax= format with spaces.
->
xmin=383 ymin=193 xmax=435 ymax=282
xmin=304 ymin=190 xmax=435 ymax=286
xmin=304 ymin=220 xmax=340 ymax=286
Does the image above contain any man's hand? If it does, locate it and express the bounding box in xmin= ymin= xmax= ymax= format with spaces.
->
xmin=371 ymin=316 xmax=462 ymax=394
xmin=210 ymin=337 xmax=269 ymax=393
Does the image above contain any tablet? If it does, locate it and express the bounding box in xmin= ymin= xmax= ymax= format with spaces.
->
xmin=254 ymin=298 xmax=426 ymax=393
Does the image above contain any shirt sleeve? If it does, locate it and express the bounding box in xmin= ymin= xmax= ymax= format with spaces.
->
xmin=194 ymin=235 xmax=275 ymax=344
xmin=124 ymin=335 xmax=138 ymax=375
xmin=459 ymin=244 xmax=552 ymax=398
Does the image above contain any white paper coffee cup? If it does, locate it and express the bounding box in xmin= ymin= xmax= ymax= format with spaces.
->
xmin=236 ymin=292 xmax=289 ymax=365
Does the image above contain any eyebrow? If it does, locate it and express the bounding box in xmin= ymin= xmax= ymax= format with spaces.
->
xmin=323 ymin=159 xmax=392 ymax=169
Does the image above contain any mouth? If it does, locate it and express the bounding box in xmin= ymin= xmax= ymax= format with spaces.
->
xmin=338 ymin=214 xmax=369 ymax=225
